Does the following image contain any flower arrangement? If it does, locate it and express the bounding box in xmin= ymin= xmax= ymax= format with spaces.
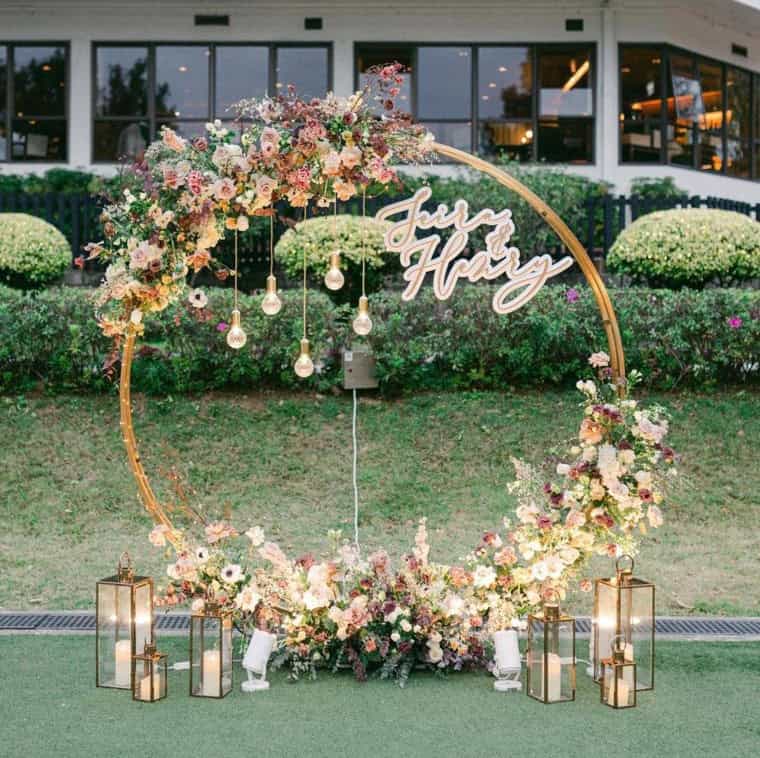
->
xmin=151 ymin=353 xmax=676 ymax=685
xmin=87 ymin=64 xmax=433 ymax=337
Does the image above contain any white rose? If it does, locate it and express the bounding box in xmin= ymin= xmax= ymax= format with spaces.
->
xmin=391 ymin=631 xmax=401 ymax=642
xmin=400 ymin=619 xmax=412 ymax=633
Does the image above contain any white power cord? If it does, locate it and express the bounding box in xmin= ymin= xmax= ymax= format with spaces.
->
xmin=352 ymin=388 xmax=360 ymax=551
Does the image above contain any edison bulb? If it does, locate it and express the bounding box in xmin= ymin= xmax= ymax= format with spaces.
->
xmin=294 ymin=337 xmax=315 ymax=378
xmin=261 ymin=274 xmax=282 ymax=316
xmin=226 ymin=309 xmax=247 ymax=350
xmin=352 ymin=295 xmax=373 ymax=336
xmin=324 ymin=251 xmax=345 ymax=291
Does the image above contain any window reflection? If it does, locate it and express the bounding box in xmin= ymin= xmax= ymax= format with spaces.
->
xmin=12 ymin=119 xmax=66 ymax=160
xmin=0 ymin=46 xmax=6 ymax=160
xmin=696 ymin=60 xmax=723 ymax=172
xmin=538 ymin=118 xmax=593 ymax=163
xmin=93 ymin=120 xmax=148 ymax=162
xmin=155 ymin=46 xmax=210 ymax=119
xmin=95 ymin=47 xmax=148 ymax=117
xmin=13 ymin=46 xmax=67 ymax=117
xmin=539 ymin=48 xmax=593 ymax=117
xmin=620 ymin=46 xmax=662 ymax=163
xmin=667 ymin=54 xmax=697 ymax=167
xmin=275 ymin=48 xmax=329 ymax=100
xmin=417 ymin=47 xmax=471 ymax=120
xmin=725 ymin=67 xmax=751 ymax=178
xmin=357 ymin=46 xmax=412 ymax=114
xmin=216 ymin=46 xmax=268 ymax=116
xmin=421 ymin=121 xmax=472 ymax=151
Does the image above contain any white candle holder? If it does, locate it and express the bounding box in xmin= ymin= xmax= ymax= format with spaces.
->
xmin=492 ymin=629 xmax=522 ymax=692
xmin=241 ymin=629 xmax=277 ymax=692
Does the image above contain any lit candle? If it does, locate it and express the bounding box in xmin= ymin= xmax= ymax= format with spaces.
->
xmin=202 ymin=650 xmax=221 ymax=697
xmin=139 ymin=670 xmax=162 ymax=700
xmin=546 ymin=652 xmax=562 ymax=701
xmin=115 ymin=639 xmax=131 ymax=687
xmin=609 ymin=674 xmax=631 ymax=706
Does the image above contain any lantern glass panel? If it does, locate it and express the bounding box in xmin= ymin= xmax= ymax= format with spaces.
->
xmin=134 ymin=582 xmax=153 ymax=653
xmin=96 ymin=582 xmax=133 ymax=688
xmin=593 ymin=579 xmax=618 ymax=681
xmin=527 ymin=616 xmax=575 ymax=703
xmin=602 ymin=661 xmax=636 ymax=708
xmin=133 ymin=653 xmax=167 ymax=702
xmin=190 ymin=614 xmax=233 ymax=698
xmin=623 ymin=579 xmax=654 ymax=690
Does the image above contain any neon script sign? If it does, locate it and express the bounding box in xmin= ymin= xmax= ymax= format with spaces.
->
xmin=376 ymin=186 xmax=573 ymax=314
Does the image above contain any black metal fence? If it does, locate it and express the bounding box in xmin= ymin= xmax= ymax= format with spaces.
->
xmin=1 ymin=190 xmax=758 ymax=267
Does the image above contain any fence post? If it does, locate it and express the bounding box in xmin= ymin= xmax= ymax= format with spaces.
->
xmin=586 ymin=195 xmax=596 ymax=255
xmin=617 ymin=195 xmax=626 ymax=238
xmin=70 ymin=194 xmax=81 ymax=260
xmin=602 ymin=194 xmax=613 ymax=257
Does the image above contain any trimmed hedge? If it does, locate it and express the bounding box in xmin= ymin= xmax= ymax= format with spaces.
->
xmin=608 ymin=209 xmax=760 ymax=288
xmin=0 ymin=213 xmax=71 ymax=288
xmin=0 ymin=284 xmax=757 ymax=394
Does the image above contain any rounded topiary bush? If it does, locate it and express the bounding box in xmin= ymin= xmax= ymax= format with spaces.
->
xmin=608 ymin=209 xmax=760 ymax=288
xmin=275 ymin=214 xmax=392 ymax=297
xmin=0 ymin=213 xmax=71 ymax=288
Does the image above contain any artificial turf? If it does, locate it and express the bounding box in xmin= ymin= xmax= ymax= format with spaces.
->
xmin=2 ymin=636 xmax=758 ymax=758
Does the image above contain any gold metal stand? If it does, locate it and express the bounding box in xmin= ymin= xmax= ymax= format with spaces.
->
xmin=118 ymin=143 xmax=626 ymax=529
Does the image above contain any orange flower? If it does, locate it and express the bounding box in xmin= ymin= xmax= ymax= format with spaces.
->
xmin=579 ymin=417 xmax=603 ymax=444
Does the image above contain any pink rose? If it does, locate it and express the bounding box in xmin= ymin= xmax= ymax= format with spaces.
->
xmin=212 ymin=178 xmax=237 ymax=201
xmin=186 ymin=170 xmax=204 ymax=195
xmin=589 ymin=351 xmax=610 ymax=368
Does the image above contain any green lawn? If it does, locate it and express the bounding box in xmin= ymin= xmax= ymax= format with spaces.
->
xmin=1 ymin=388 xmax=758 ymax=614
xmin=2 ymin=636 xmax=759 ymax=758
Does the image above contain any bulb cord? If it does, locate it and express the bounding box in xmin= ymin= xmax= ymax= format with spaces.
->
xmin=352 ymin=387 xmax=360 ymax=552
xmin=269 ymin=212 xmax=274 ymax=278
xmin=302 ymin=204 xmax=308 ymax=339
xmin=361 ymin=189 xmax=367 ymax=298
xmin=233 ymin=229 xmax=239 ymax=311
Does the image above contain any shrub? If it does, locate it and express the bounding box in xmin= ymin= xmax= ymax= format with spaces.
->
xmin=0 ymin=213 xmax=71 ymax=288
xmin=629 ymin=176 xmax=686 ymax=200
xmin=0 ymin=284 xmax=756 ymax=394
xmin=275 ymin=214 xmax=393 ymax=297
xmin=608 ymin=209 xmax=760 ymax=287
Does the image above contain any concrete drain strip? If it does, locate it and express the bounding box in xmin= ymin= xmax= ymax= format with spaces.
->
xmin=2 ymin=612 xmax=760 ymax=639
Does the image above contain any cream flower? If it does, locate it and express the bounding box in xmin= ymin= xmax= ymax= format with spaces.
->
xmin=188 ymin=288 xmax=208 ymax=309
xmin=221 ymin=564 xmax=243 ymax=584
xmin=236 ymin=585 xmax=262 ymax=612
xmin=589 ymin=351 xmax=610 ymax=368
xmin=473 ymin=565 xmax=497 ymax=588
xmin=245 ymin=526 xmax=265 ymax=546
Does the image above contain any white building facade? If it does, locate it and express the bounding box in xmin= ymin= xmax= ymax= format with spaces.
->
xmin=1 ymin=0 xmax=760 ymax=201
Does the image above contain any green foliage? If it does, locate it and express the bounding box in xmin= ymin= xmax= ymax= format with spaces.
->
xmin=0 ymin=214 xmax=71 ymax=288
xmin=608 ymin=209 xmax=760 ymax=287
xmin=0 ymin=284 xmax=756 ymax=394
xmin=275 ymin=214 xmax=393 ymax=297
xmin=0 ymin=169 xmax=99 ymax=195
xmin=400 ymin=163 xmax=609 ymax=253
xmin=629 ymin=176 xmax=687 ymax=200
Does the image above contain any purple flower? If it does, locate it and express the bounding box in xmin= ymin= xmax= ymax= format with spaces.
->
xmin=216 ymin=321 xmax=229 ymax=332
xmin=566 ymin=288 xmax=579 ymax=303
xmin=728 ymin=316 xmax=743 ymax=329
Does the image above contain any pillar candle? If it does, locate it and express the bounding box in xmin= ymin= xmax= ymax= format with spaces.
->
xmin=115 ymin=639 xmax=131 ymax=687
xmin=139 ymin=671 xmax=162 ymax=701
xmin=609 ymin=674 xmax=631 ymax=706
xmin=546 ymin=652 xmax=562 ymax=701
xmin=202 ymin=650 xmax=221 ymax=696
xmin=493 ymin=629 xmax=520 ymax=672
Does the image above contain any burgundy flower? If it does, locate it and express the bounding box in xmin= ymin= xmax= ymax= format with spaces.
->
xmin=537 ymin=515 xmax=553 ymax=530
xmin=638 ymin=488 xmax=653 ymax=502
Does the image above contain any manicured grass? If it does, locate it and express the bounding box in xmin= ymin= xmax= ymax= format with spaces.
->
xmin=0 ymin=389 xmax=758 ymax=613
xmin=2 ymin=636 xmax=759 ymax=758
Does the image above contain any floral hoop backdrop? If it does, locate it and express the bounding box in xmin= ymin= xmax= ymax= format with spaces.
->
xmin=90 ymin=65 xmax=676 ymax=683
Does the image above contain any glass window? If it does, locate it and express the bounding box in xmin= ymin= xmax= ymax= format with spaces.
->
xmin=95 ymin=46 xmax=148 ymax=117
xmin=696 ymin=60 xmax=723 ymax=172
xmin=11 ymin=119 xmax=67 ymax=160
xmin=725 ymin=67 xmax=751 ymax=178
xmin=538 ymin=47 xmax=593 ymax=118
xmin=537 ymin=118 xmax=593 ymax=163
xmin=216 ymin=46 xmax=268 ymax=117
xmin=416 ymin=47 xmax=471 ymax=120
xmin=619 ymin=46 xmax=663 ymax=163
xmin=477 ymin=47 xmax=533 ymax=160
xmin=93 ymin=120 xmax=148 ymax=163
xmin=275 ymin=47 xmax=328 ymax=100
xmin=13 ymin=46 xmax=66 ymax=117
xmin=667 ymin=53 xmax=697 ymax=168
xmin=755 ymin=75 xmax=760 ymax=180
xmin=0 ymin=46 xmax=6 ymax=160
xmin=155 ymin=45 xmax=210 ymax=119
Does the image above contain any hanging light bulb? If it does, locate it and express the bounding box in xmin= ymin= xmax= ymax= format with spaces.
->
xmin=324 ymin=250 xmax=345 ymax=291
xmin=261 ymin=274 xmax=282 ymax=315
xmin=226 ymin=309 xmax=247 ymax=349
xmin=353 ymin=295 xmax=373 ymax=336
xmin=294 ymin=337 xmax=314 ymax=378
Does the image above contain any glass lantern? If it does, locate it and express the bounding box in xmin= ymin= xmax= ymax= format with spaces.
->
xmin=526 ymin=592 xmax=576 ymax=704
xmin=96 ymin=553 xmax=154 ymax=689
xmin=132 ymin=642 xmax=168 ymax=702
xmin=592 ymin=555 xmax=655 ymax=691
xmin=190 ymin=599 xmax=233 ymax=698
xmin=600 ymin=636 xmax=637 ymax=709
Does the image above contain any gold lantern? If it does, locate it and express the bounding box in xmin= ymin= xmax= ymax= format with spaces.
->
xmin=592 ymin=555 xmax=655 ymax=691
xmin=132 ymin=642 xmax=168 ymax=703
xmin=600 ymin=636 xmax=637 ymax=709
xmin=526 ymin=591 xmax=576 ymax=704
xmin=190 ymin=598 xmax=233 ymax=698
xmin=96 ymin=553 xmax=154 ymax=690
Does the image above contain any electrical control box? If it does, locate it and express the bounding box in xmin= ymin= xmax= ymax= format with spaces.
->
xmin=342 ymin=348 xmax=379 ymax=390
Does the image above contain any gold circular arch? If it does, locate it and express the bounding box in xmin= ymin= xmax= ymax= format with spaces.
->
xmin=119 ymin=143 xmax=625 ymax=530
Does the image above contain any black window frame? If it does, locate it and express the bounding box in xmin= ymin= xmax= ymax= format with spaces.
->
xmin=354 ymin=41 xmax=596 ymax=164
xmin=91 ymin=41 xmax=333 ymax=164
xmin=0 ymin=40 xmax=70 ymax=163
xmin=619 ymin=42 xmax=760 ymax=182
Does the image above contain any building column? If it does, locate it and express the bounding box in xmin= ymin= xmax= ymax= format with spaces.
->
xmin=599 ymin=5 xmax=618 ymax=188
xmin=332 ymin=39 xmax=354 ymax=97
xmin=68 ymin=37 xmax=91 ymax=167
